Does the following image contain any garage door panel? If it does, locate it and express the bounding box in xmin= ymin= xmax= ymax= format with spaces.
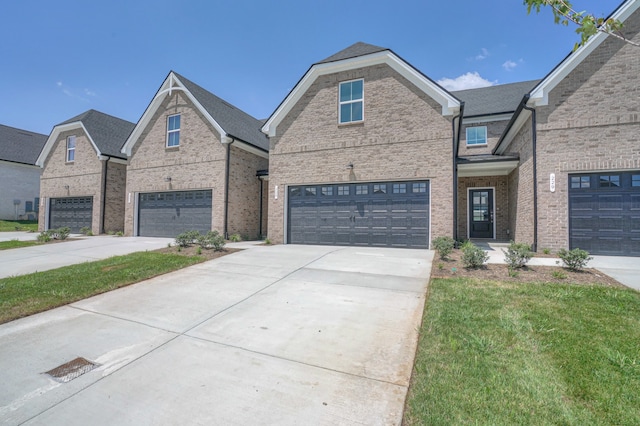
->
xmin=138 ymin=190 xmax=212 ymax=238
xmin=49 ymin=197 xmax=93 ymax=233
xmin=288 ymin=181 xmax=429 ymax=249
xmin=569 ymin=172 xmax=640 ymax=256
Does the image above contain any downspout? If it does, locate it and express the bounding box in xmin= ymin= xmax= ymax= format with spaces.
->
xmin=224 ymin=138 xmax=235 ymax=240
xmin=258 ymin=176 xmax=263 ymax=238
xmin=101 ymin=156 xmax=110 ymax=234
xmin=522 ymin=104 xmax=538 ymax=252
xmin=452 ymin=102 xmax=465 ymax=243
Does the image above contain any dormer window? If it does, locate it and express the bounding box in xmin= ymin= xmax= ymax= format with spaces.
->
xmin=66 ymin=136 xmax=76 ymax=162
xmin=167 ymin=114 xmax=181 ymax=147
xmin=339 ymin=79 xmax=363 ymax=124
xmin=466 ymin=126 xmax=487 ymax=146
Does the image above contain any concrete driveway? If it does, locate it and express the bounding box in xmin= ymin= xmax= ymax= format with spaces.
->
xmin=0 ymin=245 xmax=432 ymax=425
xmin=0 ymin=236 xmax=173 ymax=278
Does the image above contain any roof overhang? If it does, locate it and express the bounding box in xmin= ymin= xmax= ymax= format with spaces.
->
xmin=528 ymin=0 xmax=639 ymax=107
xmin=261 ymin=50 xmax=461 ymax=137
xmin=457 ymin=157 xmax=519 ymax=177
xmin=121 ymin=72 xmax=228 ymax=157
xmin=36 ymin=122 xmax=101 ymax=167
xmin=462 ymin=113 xmax=513 ymax=125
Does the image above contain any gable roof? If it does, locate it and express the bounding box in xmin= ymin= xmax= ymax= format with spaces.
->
xmin=262 ymin=42 xmax=461 ymax=137
xmin=36 ymin=109 xmax=135 ymax=167
xmin=0 ymin=124 xmax=47 ymax=166
xmin=453 ymin=80 xmax=540 ymax=118
xmin=121 ymin=71 xmax=268 ymax=157
xmin=494 ymin=0 xmax=639 ymax=154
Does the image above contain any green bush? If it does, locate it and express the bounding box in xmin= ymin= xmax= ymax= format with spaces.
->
xmin=50 ymin=227 xmax=71 ymax=240
xmin=461 ymin=241 xmax=489 ymax=268
xmin=229 ymin=233 xmax=242 ymax=242
xmin=175 ymin=230 xmax=200 ymax=247
xmin=79 ymin=226 xmax=91 ymax=236
xmin=115 ymin=231 xmax=124 ymax=237
xmin=557 ymin=248 xmax=592 ymax=271
xmin=432 ymin=236 xmax=456 ymax=260
xmin=197 ymin=230 xmax=226 ymax=251
xmin=37 ymin=231 xmax=52 ymax=243
xmin=502 ymin=241 xmax=533 ymax=269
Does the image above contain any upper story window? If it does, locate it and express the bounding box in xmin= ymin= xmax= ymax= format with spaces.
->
xmin=339 ymin=79 xmax=363 ymax=124
xmin=466 ymin=126 xmax=487 ymax=146
xmin=66 ymin=136 xmax=76 ymax=162
xmin=167 ymin=114 xmax=181 ymax=147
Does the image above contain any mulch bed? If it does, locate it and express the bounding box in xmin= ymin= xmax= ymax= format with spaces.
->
xmin=431 ymin=249 xmax=624 ymax=287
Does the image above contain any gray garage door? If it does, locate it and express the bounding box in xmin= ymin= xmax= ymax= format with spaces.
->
xmin=49 ymin=197 xmax=93 ymax=233
xmin=287 ymin=181 xmax=429 ymax=248
xmin=138 ymin=190 xmax=212 ymax=238
xmin=569 ymin=171 xmax=640 ymax=256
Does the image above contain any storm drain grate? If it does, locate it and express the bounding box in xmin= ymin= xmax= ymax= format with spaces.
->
xmin=45 ymin=357 xmax=99 ymax=383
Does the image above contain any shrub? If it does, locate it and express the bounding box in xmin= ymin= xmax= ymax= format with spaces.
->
xmin=197 ymin=230 xmax=226 ymax=251
xmin=432 ymin=236 xmax=456 ymax=260
xmin=542 ymin=248 xmax=551 ymax=255
xmin=50 ymin=227 xmax=71 ymax=240
xmin=196 ymin=246 xmax=202 ymax=255
xmin=264 ymin=238 xmax=272 ymax=245
xmin=37 ymin=231 xmax=52 ymax=243
xmin=229 ymin=233 xmax=242 ymax=243
xmin=552 ymin=270 xmax=567 ymax=280
xmin=461 ymin=241 xmax=489 ymax=268
xmin=175 ymin=230 xmax=200 ymax=247
xmin=502 ymin=241 xmax=533 ymax=269
xmin=79 ymin=226 xmax=91 ymax=235
xmin=115 ymin=231 xmax=124 ymax=237
xmin=557 ymin=248 xmax=592 ymax=271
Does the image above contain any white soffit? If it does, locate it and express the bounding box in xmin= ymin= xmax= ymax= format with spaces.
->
xmin=262 ymin=50 xmax=460 ymax=137
xmin=36 ymin=122 xmax=101 ymax=167
xmin=457 ymin=160 xmax=519 ymax=177
xmin=529 ymin=0 xmax=639 ymax=107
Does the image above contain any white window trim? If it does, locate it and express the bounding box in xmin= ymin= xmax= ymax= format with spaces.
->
xmin=466 ymin=126 xmax=488 ymax=146
xmin=166 ymin=114 xmax=181 ymax=147
xmin=338 ymin=79 xmax=364 ymax=124
xmin=66 ymin=136 xmax=76 ymax=162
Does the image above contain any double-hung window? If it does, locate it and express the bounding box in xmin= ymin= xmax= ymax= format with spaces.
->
xmin=66 ymin=136 xmax=76 ymax=162
xmin=339 ymin=79 xmax=363 ymax=124
xmin=167 ymin=114 xmax=181 ymax=147
xmin=466 ymin=126 xmax=487 ymax=146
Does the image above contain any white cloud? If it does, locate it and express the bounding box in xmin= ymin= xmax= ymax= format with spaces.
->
xmin=502 ymin=60 xmax=518 ymax=71
xmin=437 ymin=72 xmax=496 ymax=91
xmin=56 ymin=81 xmax=63 ymax=87
xmin=84 ymin=88 xmax=96 ymax=96
xmin=475 ymin=48 xmax=489 ymax=60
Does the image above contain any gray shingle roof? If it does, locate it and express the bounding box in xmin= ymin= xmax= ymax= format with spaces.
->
xmin=0 ymin=124 xmax=47 ymax=165
xmin=173 ymin=72 xmax=269 ymax=152
xmin=58 ymin=110 xmax=135 ymax=159
xmin=453 ymin=80 xmax=541 ymax=117
xmin=317 ymin=42 xmax=389 ymax=64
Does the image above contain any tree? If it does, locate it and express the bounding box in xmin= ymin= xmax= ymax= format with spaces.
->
xmin=525 ymin=0 xmax=639 ymax=49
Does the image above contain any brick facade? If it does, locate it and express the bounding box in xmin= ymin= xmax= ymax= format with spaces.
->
xmin=267 ymin=63 xmax=454 ymax=245
xmin=458 ymin=120 xmax=510 ymax=157
xmin=457 ymin=175 xmax=509 ymax=241
xmin=124 ymin=91 xmax=267 ymax=237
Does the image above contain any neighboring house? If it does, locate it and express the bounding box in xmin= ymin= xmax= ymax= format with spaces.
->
xmin=36 ymin=110 xmax=135 ymax=234
xmin=121 ymin=71 xmax=269 ymax=238
xmin=262 ymin=42 xmax=461 ymax=248
xmin=0 ymin=124 xmax=47 ymax=220
xmin=492 ymin=0 xmax=640 ymax=256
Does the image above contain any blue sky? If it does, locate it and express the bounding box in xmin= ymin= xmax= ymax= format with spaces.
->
xmin=1 ymin=0 xmax=623 ymax=135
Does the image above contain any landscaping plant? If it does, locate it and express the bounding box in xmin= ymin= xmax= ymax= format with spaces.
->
xmin=432 ymin=236 xmax=456 ymax=260
xmin=461 ymin=241 xmax=488 ymax=268
xmin=197 ymin=230 xmax=226 ymax=251
xmin=503 ymin=241 xmax=533 ymax=269
xmin=557 ymin=248 xmax=592 ymax=271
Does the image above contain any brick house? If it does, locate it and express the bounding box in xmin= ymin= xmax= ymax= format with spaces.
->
xmin=121 ymin=71 xmax=269 ymax=238
xmin=0 ymin=124 xmax=47 ymax=220
xmin=36 ymin=110 xmax=134 ymax=234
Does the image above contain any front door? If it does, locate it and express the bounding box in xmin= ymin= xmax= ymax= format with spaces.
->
xmin=469 ymin=189 xmax=494 ymax=239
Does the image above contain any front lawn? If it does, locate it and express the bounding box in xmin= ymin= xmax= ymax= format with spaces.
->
xmin=0 ymin=240 xmax=40 ymax=250
xmin=0 ymin=220 xmax=38 ymax=232
xmin=404 ymin=277 xmax=640 ymax=425
xmin=0 ymin=251 xmax=206 ymax=324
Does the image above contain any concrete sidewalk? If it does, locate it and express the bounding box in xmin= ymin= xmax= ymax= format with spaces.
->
xmin=478 ymin=241 xmax=640 ymax=291
xmin=0 ymin=231 xmax=39 ymax=242
xmin=0 ymin=236 xmax=173 ymax=278
xmin=0 ymin=245 xmax=432 ymax=425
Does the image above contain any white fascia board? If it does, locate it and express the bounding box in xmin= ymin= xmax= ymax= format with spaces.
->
xmin=462 ymin=113 xmax=512 ymax=125
xmin=36 ymin=122 xmax=101 ymax=167
xmin=457 ymin=160 xmax=519 ymax=177
xmin=232 ymin=139 xmax=269 ymax=159
xmin=262 ymin=51 xmax=460 ymax=137
xmin=529 ymin=0 xmax=639 ymax=107
xmin=98 ymin=155 xmax=128 ymax=164
xmin=121 ymin=72 xmax=228 ymax=156
xmin=494 ymin=109 xmax=532 ymax=155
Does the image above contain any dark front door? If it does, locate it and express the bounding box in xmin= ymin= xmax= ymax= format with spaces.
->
xmin=469 ymin=189 xmax=493 ymax=239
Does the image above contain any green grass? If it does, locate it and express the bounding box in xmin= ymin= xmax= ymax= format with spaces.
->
xmin=0 ymin=219 xmax=38 ymax=232
xmin=0 ymin=251 xmax=204 ymax=324
xmin=0 ymin=240 xmax=40 ymax=250
xmin=404 ymin=277 xmax=640 ymax=425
